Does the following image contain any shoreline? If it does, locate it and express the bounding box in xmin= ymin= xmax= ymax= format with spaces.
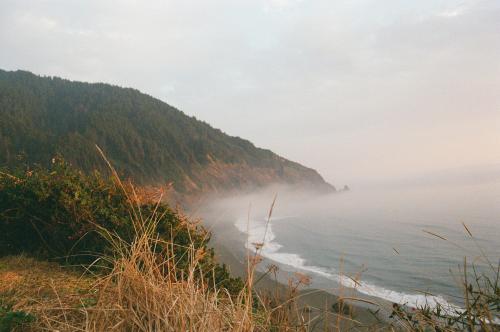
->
xmin=210 ymin=229 xmax=389 ymax=330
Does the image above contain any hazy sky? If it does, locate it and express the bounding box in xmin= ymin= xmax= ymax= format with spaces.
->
xmin=1 ymin=0 xmax=499 ymax=186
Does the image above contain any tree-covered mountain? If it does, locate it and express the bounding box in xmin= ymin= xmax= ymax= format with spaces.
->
xmin=0 ymin=69 xmax=334 ymax=195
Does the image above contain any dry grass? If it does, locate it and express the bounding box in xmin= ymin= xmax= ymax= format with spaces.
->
xmin=81 ymin=216 xmax=256 ymax=331
xmin=0 ymin=186 xmax=367 ymax=331
xmin=0 ymin=149 xmax=332 ymax=331
xmin=0 ymin=193 xmax=257 ymax=331
xmin=0 ymin=255 xmax=95 ymax=330
xmin=4 ymin=170 xmax=498 ymax=332
xmin=0 ymin=160 xmax=383 ymax=331
xmin=4 ymin=212 xmax=496 ymax=331
xmin=0 ymin=221 xmax=394 ymax=332
xmin=7 ymin=200 xmax=319 ymax=331
xmin=12 ymin=149 xmax=498 ymax=331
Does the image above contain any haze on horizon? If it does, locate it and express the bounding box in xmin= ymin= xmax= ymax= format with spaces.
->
xmin=1 ymin=0 xmax=499 ymax=187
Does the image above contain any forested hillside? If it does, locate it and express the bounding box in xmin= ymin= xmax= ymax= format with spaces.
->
xmin=0 ymin=69 xmax=334 ymax=194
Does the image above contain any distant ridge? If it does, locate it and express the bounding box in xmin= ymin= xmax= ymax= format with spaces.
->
xmin=0 ymin=69 xmax=335 ymax=195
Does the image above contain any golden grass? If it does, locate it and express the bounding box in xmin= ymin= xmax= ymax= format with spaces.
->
xmin=0 ymin=148 xmax=326 ymax=331
xmin=0 ymin=159 xmax=385 ymax=331
xmin=0 ymin=255 xmax=95 ymax=331
xmin=4 ymin=212 xmax=493 ymax=331
xmin=0 ymin=149 xmax=359 ymax=332
xmin=4 ymin=148 xmax=496 ymax=331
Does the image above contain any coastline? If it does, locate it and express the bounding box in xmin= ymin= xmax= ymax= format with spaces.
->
xmin=209 ymin=225 xmax=389 ymax=330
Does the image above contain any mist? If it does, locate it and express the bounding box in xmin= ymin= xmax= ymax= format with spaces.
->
xmin=194 ymin=179 xmax=499 ymax=309
xmin=196 ymin=178 xmax=500 ymax=232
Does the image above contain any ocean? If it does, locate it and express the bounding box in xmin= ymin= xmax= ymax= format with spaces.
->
xmin=203 ymin=180 xmax=500 ymax=312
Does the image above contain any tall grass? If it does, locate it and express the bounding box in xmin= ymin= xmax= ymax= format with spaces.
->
xmin=3 ymin=149 xmax=497 ymax=331
xmin=31 ymin=149 xmax=318 ymax=331
xmin=45 ymin=199 xmax=496 ymax=332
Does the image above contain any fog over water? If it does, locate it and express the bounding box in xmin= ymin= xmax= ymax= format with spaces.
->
xmin=199 ymin=172 xmax=500 ymax=309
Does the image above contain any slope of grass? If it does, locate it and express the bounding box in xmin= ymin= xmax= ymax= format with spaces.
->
xmin=0 ymin=255 xmax=95 ymax=331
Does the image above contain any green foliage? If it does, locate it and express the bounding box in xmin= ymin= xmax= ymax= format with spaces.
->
xmin=0 ymin=69 xmax=330 ymax=193
xmin=0 ymin=303 xmax=35 ymax=332
xmin=0 ymin=159 xmax=243 ymax=294
xmin=1 ymin=157 xmax=132 ymax=261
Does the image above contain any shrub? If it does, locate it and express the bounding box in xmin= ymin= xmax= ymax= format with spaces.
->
xmin=0 ymin=304 xmax=35 ymax=332
xmin=0 ymin=158 xmax=242 ymax=293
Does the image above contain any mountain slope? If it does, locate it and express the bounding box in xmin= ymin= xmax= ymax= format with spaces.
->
xmin=0 ymin=69 xmax=334 ymax=194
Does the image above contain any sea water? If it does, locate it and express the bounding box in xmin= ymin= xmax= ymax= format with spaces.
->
xmin=213 ymin=181 xmax=500 ymax=311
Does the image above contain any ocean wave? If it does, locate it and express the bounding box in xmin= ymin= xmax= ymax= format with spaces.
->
xmin=234 ymin=217 xmax=462 ymax=313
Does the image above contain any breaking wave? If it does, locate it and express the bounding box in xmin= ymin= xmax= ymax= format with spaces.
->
xmin=234 ymin=217 xmax=461 ymax=313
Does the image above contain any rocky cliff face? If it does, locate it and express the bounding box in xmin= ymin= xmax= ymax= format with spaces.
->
xmin=183 ymin=155 xmax=334 ymax=194
xmin=0 ymin=69 xmax=335 ymax=196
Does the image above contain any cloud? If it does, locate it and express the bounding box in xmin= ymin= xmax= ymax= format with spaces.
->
xmin=438 ymin=7 xmax=466 ymax=17
xmin=0 ymin=0 xmax=499 ymax=185
xmin=264 ymin=0 xmax=303 ymax=9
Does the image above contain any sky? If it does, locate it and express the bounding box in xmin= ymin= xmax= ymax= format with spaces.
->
xmin=1 ymin=0 xmax=499 ymax=186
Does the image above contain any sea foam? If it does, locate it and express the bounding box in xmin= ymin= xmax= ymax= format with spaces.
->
xmin=234 ymin=217 xmax=462 ymax=313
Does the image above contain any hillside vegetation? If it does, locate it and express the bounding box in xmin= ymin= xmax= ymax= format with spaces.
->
xmin=0 ymin=161 xmax=355 ymax=331
xmin=0 ymin=154 xmax=497 ymax=331
xmin=0 ymin=158 xmax=242 ymax=292
xmin=0 ymin=69 xmax=334 ymax=195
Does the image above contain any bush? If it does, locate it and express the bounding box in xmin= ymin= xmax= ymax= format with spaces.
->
xmin=0 ymin=158 xmax=242 ymax=293
xmin=0 ymin=304 xmax=34 ymax=332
